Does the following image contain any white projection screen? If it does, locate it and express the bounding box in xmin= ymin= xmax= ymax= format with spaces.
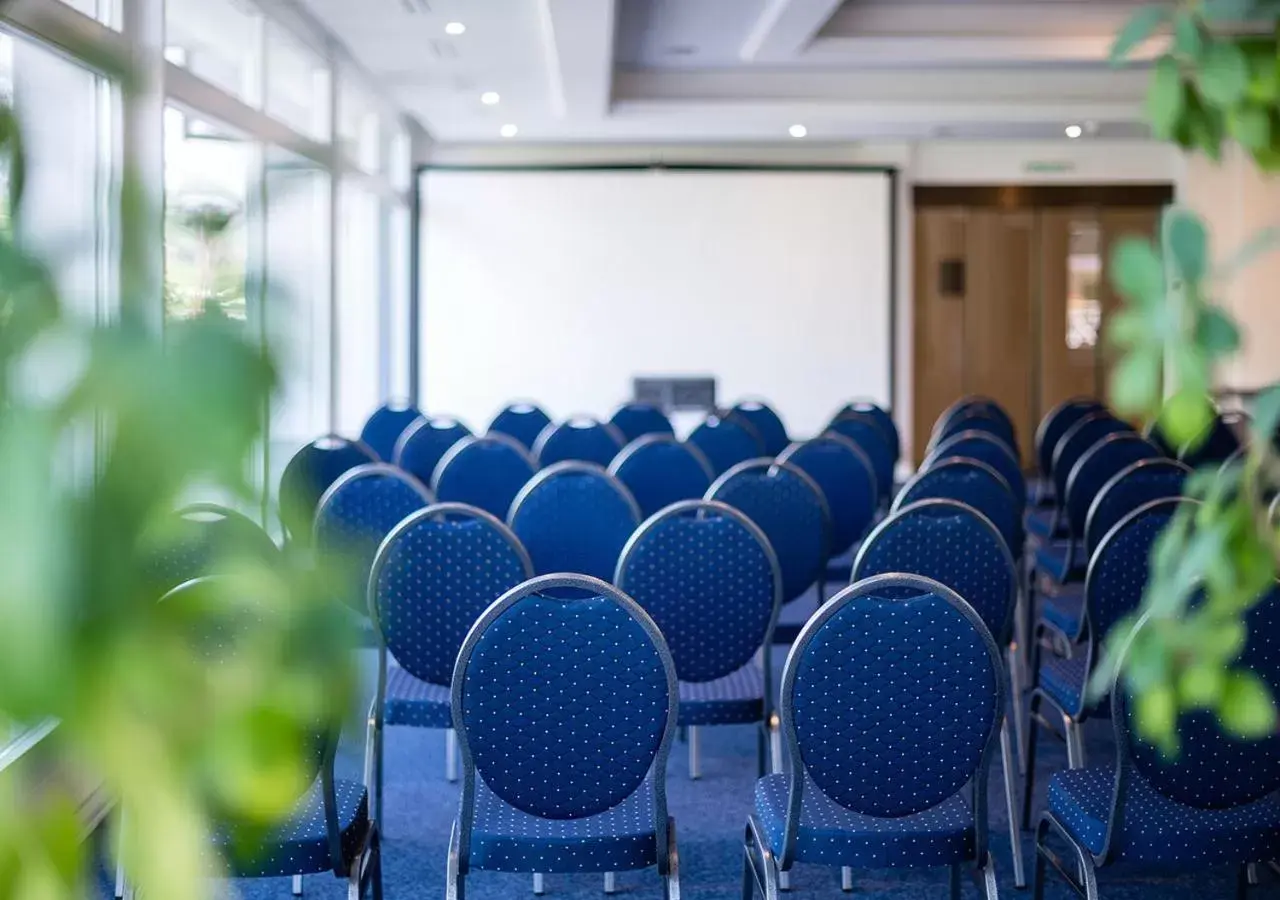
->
xmin=419 ymin=167 xmax=893 ymax=437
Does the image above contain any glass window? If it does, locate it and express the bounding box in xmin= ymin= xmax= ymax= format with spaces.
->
xmin=389 ymin=128 xmax=411 ymax=192
xmin=338 ymin=78 xmax=381 ymax=173
xmin=163 ymin=106 xmax=252 ymax=323
xmin=165 ymin=0 xmax=263 ymax=106
xmin=335 ymin=182 xmax=381 ymax=433
xmin=266 ymin=22 xmax=331 ymax=142
xmin=1067 ymin=221 xmax=1101 ymax=350
xmin=387 ymin=203 xmax=411 ymax=399
xmin=54 ymin=0 xmax=122 ymax=28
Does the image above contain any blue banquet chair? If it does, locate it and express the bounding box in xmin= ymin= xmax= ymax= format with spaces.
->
xmin=446 ymin=574 xmax=680 ymax=900
xmin=393 ymin=416 xmax=472 ymax=487
xmin=144 ymin=503 xmax=280 ymax=592
xmin=534 ymin=415 xmax=627 ymax=469
xmin=361 ymin=401 xmax=424 ymax=462
xmin=1033 ymin=399 xmax=1106 ymax=505
xmin=279 ymin=436 xmax=377 ymax=548
xmin=610 ymin=402 xmax=675 ymax=444
xmin=1034 ymin=585 xmax=1280 ymax=900
xmin=731 ymin=399 xmax=791 ymax=457
xmin=433 ymin=434 xmax=538 ymax=520
xmin=742 ymin=573 xmax=1003 ymax=899
xmin=926 ymin=430 xmax=1026 ymax=510
xmin=688 ymin=412 xmax=766 ymax=477
xmin=1030 ymin=413 xmax=1132 ymax=541
xmin=826 ymin=411 xmax=895 ymax=504
xmin=508 ymin=462 xmax=641 ymax=582
xmin=777 ymin=434 xmax=878 ymax=583
xmin=609 ymin=435 xmax=714 ymax=520
xmin=1179 ymin=412 xmax=1243 ymax=469
xmin=488 ymin=402 xmax=553 ymax=451
xmin=853 ymin=498 xmax=1027 ymax=887
xmin=895 ymin=457 xmax=1021 ymax=559
xmin=370 ymin=503 xmax=533 ymax=794
xmin=830 ymin=400 xmax=900 ymax=465
xmin=313 ymin=464 xmax=433 ymax=614
xmin=616 ymin=500 xmax=782 ymax=780
xmin=932 ymin=396 xmax=1018 ymax=456
xmin=1083 ymin=459 xmax=1189 ymax=560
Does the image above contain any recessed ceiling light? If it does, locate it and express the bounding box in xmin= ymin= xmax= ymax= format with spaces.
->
xmin=789 ymin=124 xmax=808 ymax=139
xmin=500 ymin=124 xmax=518 ymax=138
xmin=481 ymin=91 xmax=501 ymax=106
xmin=1065 ymin=124 xmax=1083 ymax=139
xmin=444 ymin=21 xmax=466 ymax=35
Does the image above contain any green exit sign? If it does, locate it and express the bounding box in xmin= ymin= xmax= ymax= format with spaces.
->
xmin=1025 ymin=161 xmax=1077 ymax=174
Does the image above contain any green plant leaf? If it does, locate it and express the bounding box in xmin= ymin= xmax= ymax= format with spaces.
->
xmin=1203 ymin=0 xmax=1266 ymax=20
xmin=1230 ymin=105 xmax=1272 ymax=150
xmin=1111 ymin=236 xmax=1165 ymax=304
xmin=1135 ymin=682 xmax=1178 ymax=743
xmin=1179 ymin=662 xmax=1227 ymax=708
xmin=1174 ymin=12 xmax=1204 ymax=59
xmin=1111 ymin=348 xmax=1164 ymax=415
xmin=1160 ymin=389 xmax=1215 ymax=448
xmin=1252 ymin=384 xmax=1280 ymax=443
xmin=1200 ymin=41 xmax=1251 ymax=106
xmin=1111 ymin=5 xmax=1173 ymax=63
xmin=1220 ymin=670 xmax=1277 ymax=738
xmin=1196 ymin=306 xmax=1242 ymax=357
xmin=1148 ymin=56 xmax=1186 ymax=138
xmin=1167 ymin=208 xmax=1209 ymax=282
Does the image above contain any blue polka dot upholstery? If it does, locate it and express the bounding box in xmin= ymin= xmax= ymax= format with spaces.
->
xmin=217 ymin=779 xmax=370 ymax=878
xmin=371 ymin=504 xmax=533 ymax=726
xmin=933 ymin=409 xmax=1017 ymax=457
xmin=826 ymin=413 xmax=895 ymax=502
xmin=778 ymin=436 xmax=878 ymax=558
xmin=731 ymin=400 xmax=790 ymax=457
xmin=1051 ymin=413 xmax=1131 ymax=505
xmin=1063 ymin=433 xmax=1158 ymax=541
xmin=393 ymin=416 xmax=472 ymax=487
xmin=509 ymin=464 xmax=641 ymax=581
xmin=433 ymin=435 xmax=538 ymax=520
xmin=609 ymin=436 xmax=713 ymax=520
xmin=754 ymin=774 xmax=975 ymax=868
xmin=688 ymin=414 xmax=765 ymax=477
xmin=1039 ymin=585 xmax=1085 ymax=640
xmin=361 ymin=403 xmax=424 ymax=462
xmin=895 ymin=458 xmax=1021 ymax=559
xmin=1036 ymin=398 xmax=1105 ymax=483
xmin=679 ymin=666 xmax=769 ymax=726
xmin=831 ymin=401 xmax=900 ymax=463
xmin=313 ymin=465 xmax=433 ymax=612
xmin=707 ymin=461 xmax=829 ymax=605
xmin=1039 ymin=654 xmax=1088 ymax=717
xmin=488 ymin=403 xmax=552 ymax=451
xmin=452 ymin=576 xmax=676 ymax=879
xmin=1180 ymin=414 xmax=1242 ymax=469
xmin=146 ymin=504 xmax=280 ymax=594
xmin=853 ymin=499 xmax=1016 ymax=645
xmin=1084 ymin=459 xmax=1188 ymax=555
xmin=609 ymin=403 xmax=674 ymax=444
xmin=534 ymin=418 xmax=626 ymax=468
xmin=1033 ymin=539 xmax=1086 ymax=586
xmin=1086 ymin=499 xmax=1179 ymax=641
xmin=926 ymin=431 xmax=1026 ymax=508
xmin=279 ymin=436 xmax=377 ymax=545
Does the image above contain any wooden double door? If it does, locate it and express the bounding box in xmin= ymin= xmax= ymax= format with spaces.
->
xmin=912 ymin=186 xmax=1171 ymax=467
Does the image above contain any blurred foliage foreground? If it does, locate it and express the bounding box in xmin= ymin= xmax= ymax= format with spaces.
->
xmin=0 ymin=90 xmax=356 ymax=900
xmin=1093 ymin=0 xmax=1280 ymax=754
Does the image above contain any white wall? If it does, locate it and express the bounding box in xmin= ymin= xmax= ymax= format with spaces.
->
xmin=421 ymin=168 xmax=892 ymax=437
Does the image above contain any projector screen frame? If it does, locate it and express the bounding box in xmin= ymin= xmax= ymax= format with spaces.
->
xmin=408 ymin=162 xmax=900 ymax=419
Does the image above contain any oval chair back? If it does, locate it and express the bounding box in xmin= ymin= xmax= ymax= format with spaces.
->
xmin=831 ymin=401 xmax=900 ymax=463
xmin=508 ymin=462 xmax=642 ymax=581
xmin=776 ymin=435 xmax=878 ymax=560
xmin=609 ymin=403 xmax=674 ymax=444
xmin=371 ymin=504 xmax=534 ymax=687
xmin=393 ymin=416 xmax=472 ymax=487
xmin=488 ymin=402 xmax=552 ymax=451
xmin=432 ymin=434 xmax=538 ymax=520
xmin=926 ymin=430 xmax=1025 ymax=508
xmin=1035 ymin=398 xmax=1106 ymax=481
xmin=707 ymin=460 xmax=830 ymax=605
xmin=1107 ymin=587 xmax=1280 ymax=858
xmin=731 ymin=400 xmax=790 ymax=457
xmin=146 ymin=503 xmax=280 ymax=594
xmin=826 ymin=412 xmax=895 ymax=502
xmin=279 ymin=435 xmax=377 ymax=546
xmin=451 ymin=574 xmax=677 ymax=865
xmin=775 ymin=573 xmax=1003 ymax=866
xmin=314 ymin=464 xmax=434 ymax=612
xmin=1052 ymin=413 xmax=1131 ymax=503
xmin=616 ymin=500 xmax=782 ymax=684
xmin=853 ymin=499 xmax=1017 ymax=645
xmin=361 ymin=402 xmax=424 ymax=462
xmin=1083 ymin=459 xmax=1189 ymax=556
xmin=933 ymin=407 xmax=1018 ymax=458
xmin=1179 ymin=414 xmax=1242 ymax=469
xmin=895 ymin=457 xmax=1021 ymax=559
xmin=534 ymin=416 xmax=627 ymax=469
xmin=1062 ymin=433 xmax=1159 ymax=541
xmin=609 ymin=435 xmax=714 ymax=520
xmin=688 ymin=412 xmax=766 ymax=477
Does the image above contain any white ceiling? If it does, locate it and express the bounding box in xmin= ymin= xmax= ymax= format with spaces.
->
xmin=294 ymin=0 xmax=1159 ymax=143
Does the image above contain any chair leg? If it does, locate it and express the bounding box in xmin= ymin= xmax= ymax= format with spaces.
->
xmin=1064 ymin=716 xmax=1085 ymax=769
xmin=1000 ymin=718 xmax=1027 ymax=888
xmin=689 ymin=726 xmax=702 ymax=780
xmin=292 ymin=874 xmax=303 ymax=895
xmin=533 ymin=874 xmax=544 ymax=895
xmin=446 ymin=729 xmax=459 ymax=783
xmin=949 ymin=863 xmax=961 ymax=900
xmin=446 ymin=822 xmax=464 ymax=900
xmin=743 ymin=816 xmax=779 ymax=900
xmin=604 ymin=873 xmax=616 ymax=894
xmin=779 ymin=869 xmax=791 ymax=892
xmin=1021 ymin=692 xmax=1042 ymax=831
xmin=114 ymin=811 xmax=127 ymax=899
xmin=770 ymin=715 xmax=783 ymax=774
xmin=1248 ymin=863 xmax=1260 ymax=885
xmin=665 ymin=817 xmax=681 ymax=900
xmin=1007 ymin=645 xmax=1028 ymax=777
xmin=841 ymin=867 xmax=853 ymax=892
xmin=977 ymin=852 xmax=999 ymax=900
xmin=1238 ymin=865 xmax=1251 ymax=900
xmin=375 ymin=719 xmax=385 ymax=827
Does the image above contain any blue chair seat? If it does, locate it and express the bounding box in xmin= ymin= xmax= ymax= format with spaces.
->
xmin=1040 ymin=586 xmax=1085 ymax=638
xmin=1025 ymin=507 xmax=1067 ymax=540
xmin=216 ymin=779 xmax=369 ymax=878
xmin=384 ymin=666 xmax=452 ymax=728
xmin=753 ymin=773 xmax=975 ymax=868
xmin=1034 ymin=540 xmax=1085 ymax=586
xmin=1048 ymin=767 xmax=1280 ymax=865
xmin=469 ymin=775 xmax=658 ymax=873
xmin=1040 ymin=654 xmax=1088 ymax=715
xmin=679 ymin=664 xmax=765 ymax=726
